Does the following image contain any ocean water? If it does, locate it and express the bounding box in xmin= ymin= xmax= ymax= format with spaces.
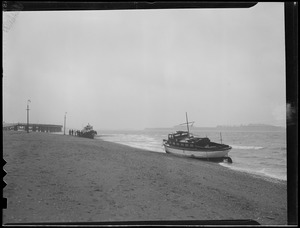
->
xmin=96 ymin=129 xmax=287 ymax=182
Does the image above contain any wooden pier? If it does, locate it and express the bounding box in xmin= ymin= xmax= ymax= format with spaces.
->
xmin=3 ymin=123 xmax=62 ymax=133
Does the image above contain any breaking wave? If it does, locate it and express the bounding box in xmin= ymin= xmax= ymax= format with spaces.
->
xmin=230 ymin=145 xmax=264 ymax=150
xmin=220 ymin=163 xmax=287 ymax=181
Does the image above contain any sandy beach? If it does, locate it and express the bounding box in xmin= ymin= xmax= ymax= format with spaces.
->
xmin=3 ymin=131 xmax=287 ymax=225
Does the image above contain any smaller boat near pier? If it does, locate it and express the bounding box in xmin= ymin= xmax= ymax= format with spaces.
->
xmin=78 ymin=123 xmax=97 ymax=139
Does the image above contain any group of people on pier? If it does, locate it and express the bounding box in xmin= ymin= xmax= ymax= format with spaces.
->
xmin=67 ymin=124 xmax=97 ymax=139
xmin=69 ymin=129 xmax=84 ymax=137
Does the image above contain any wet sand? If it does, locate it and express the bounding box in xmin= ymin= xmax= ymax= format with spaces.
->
xmin=3 ymin=131 xmax=287 ymax=225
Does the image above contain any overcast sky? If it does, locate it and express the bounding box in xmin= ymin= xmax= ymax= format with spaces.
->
xmin=3 ymin=3 xmax=286 ymax=130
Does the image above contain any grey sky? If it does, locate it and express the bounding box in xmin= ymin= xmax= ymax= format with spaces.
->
xmin=3 ymin=3 xmax=286 ymax=130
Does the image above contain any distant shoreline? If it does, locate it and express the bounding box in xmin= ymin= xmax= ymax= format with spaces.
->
xmin=145 ymin=124 xmax=286 ymax=132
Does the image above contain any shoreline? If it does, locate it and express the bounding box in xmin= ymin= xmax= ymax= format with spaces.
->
xmin=95 ymin=134 xmax=287 ymax=184
xmin=3 ymin=131 xmax=287 ymax=225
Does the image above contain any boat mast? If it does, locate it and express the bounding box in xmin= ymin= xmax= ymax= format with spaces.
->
xmin=220 ymin=132 xmax=223 ymax=144
xmin=186 ymin=112 xmax=190 ymax=134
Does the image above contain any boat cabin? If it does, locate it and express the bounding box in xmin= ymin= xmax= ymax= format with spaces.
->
xmin=83 ymin=123 xmax=93 ymax=132
xmin=168 ymin=131 xmax=190 ymax=141
xmin=167 ymin=131 xmax=213 ymax=148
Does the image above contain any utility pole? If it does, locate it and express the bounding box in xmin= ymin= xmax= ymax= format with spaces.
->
xmin=64 ymin=112 xmax=67 ymax=135
xmin=26 ymin=100 xmax=31 ymax=133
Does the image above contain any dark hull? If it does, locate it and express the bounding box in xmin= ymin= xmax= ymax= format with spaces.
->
xmin=78 ymin=131 xmax=97 ymax=139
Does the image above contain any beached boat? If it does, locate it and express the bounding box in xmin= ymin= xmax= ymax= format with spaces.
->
xmin=78 ymin=123 xmax=97 ymax=139
xmin=163 ymin=113 xmax=232 ymax=162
